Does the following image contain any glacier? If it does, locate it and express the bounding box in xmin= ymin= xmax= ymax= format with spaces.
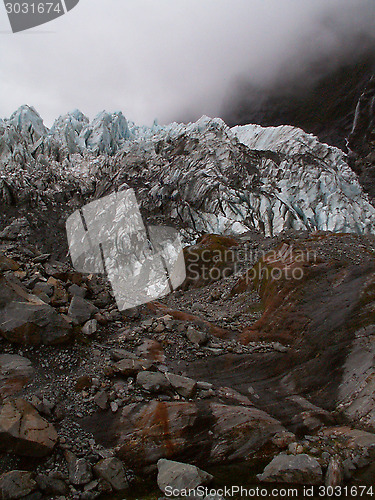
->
xmin=1 ymin=106 xmax=375 ymax=238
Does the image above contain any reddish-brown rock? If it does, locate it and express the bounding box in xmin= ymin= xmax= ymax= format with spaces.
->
xmin=0 ymin=398 xmax=58 ymax=457
xmin=0 ymin=355 xmax=34 ymax=399
xmin=114 ymin=400 xmax=288 ymax=468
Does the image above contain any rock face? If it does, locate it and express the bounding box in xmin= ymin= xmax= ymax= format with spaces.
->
xmin=233 ymin=236 xmax=375 ymax=432
xmin=0 ymin=470 xmax=37 ymax=500
xmin=257 ymin=454 xmax=323 ymax=484
xmin=0 ymin=355 xmax=34 ymax=398
xmin=114 ymin=400 xmax=288 ymax=468
xmin=0 ymin=398 xmax=58 ymax=457
xmin=223 ymin=56 xmax=375 ymax=151
xmin=157 ymin=458 xmax=213 ymax=495
xmin=348 ymin=76 xmax=375 ymax=157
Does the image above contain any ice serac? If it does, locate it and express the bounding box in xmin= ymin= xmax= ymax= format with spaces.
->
xmin=79 ymin=111 xmax=131 ymax=155
xmin=8 ymin=105 xmax=48 ymax=144
xmin=232 ymin=123 xmax=375 ymax=235
xmin=50 ymin=110 xmax=89 ymax=155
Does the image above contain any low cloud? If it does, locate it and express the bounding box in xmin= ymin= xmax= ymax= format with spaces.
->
xmin=0 ymin=0 xmax=374 ymax=127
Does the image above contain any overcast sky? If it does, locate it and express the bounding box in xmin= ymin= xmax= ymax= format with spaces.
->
xmin=0 ymin=0 xmax=374 ymax=127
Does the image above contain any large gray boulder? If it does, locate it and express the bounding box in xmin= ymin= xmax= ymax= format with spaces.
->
xmin=157 ymin=459 xmax=213 ymax=495
xmin=0 ymin=301 xmax=73 ymax=345
xmin=257 ymin=453 xmax=323 ymax=485
xmin=35 ymin=472 xmax=69 ymax=496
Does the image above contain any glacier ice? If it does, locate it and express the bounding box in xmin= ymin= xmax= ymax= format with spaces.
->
xmin=1 ymin=107 xmax=375 ymax=238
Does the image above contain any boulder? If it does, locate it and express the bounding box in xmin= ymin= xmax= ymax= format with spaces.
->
xmin=166 ymin=373 xmax=197 ymax=398
xmin=257 ymin=454 xmax=323 ymax=485
xmin=0 ymin=471 xmax=37 ymax=499
xmin=35 ymin=472 xmax=69 ymax=495
xmin=157 ymin=458 xmax=213 ymax=494
xmin=110 ymin=349 xmax=140 ymax=361
xmin=113 ymin=400 xmax=288 ymax=467
xmin=0 ymin=354 xmax=34 ymax=398
xmin=0 ymin=398 xmax=58 ymax=457
xmin=0 ymin=278 xmax=72 ymax=345
xmin=68 ymin=296 xmax=98 ymax=325
xmin=47 ymin=277 xmax=69 ymax=306
xmin=0 ymin=300 xmax=73 ymax=345
xmin=209 ymin=403 xmax=292 ymax=463
xmin=66 ymin=452 xmax=93 ymax=486
xmin=186 ymin=326 xmax=208 ymax=346
xmin=33 ymin=283 xmax=53 ymax=297
xmin=136 ymin=371 xmax=171 ymax=393
xmin=82 ymin=319 xmax=98 ymax=336
xmin=68 ymin=283 xmax=87 ymax=298
xmin=0 ymin=255 xmax=19 ymax=272
xmin=43 ymin=261 xmax=70 ymax=281
xmin=319 ymin=426 xmax=375 ymax=453
xmin=111 ymin=358 xmax=154 ymax=377
xmin=93 ymin=458 xmax=129 ymax=491
xmin=136 ymin=339 xmax=165 ymax=363
xmin=93 ymin=390 xmax=109 ymax=410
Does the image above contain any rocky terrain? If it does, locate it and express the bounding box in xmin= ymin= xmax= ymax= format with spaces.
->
xmin=1 ymin=72 xmax=375 ymax=499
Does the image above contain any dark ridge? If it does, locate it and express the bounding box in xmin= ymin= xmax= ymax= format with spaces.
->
xmin=223 ymin=53 xmax=375 ymax=150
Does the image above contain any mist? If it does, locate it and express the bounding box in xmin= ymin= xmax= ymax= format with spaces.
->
xmin=0 ymin=0 xmax=374 ymax=127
